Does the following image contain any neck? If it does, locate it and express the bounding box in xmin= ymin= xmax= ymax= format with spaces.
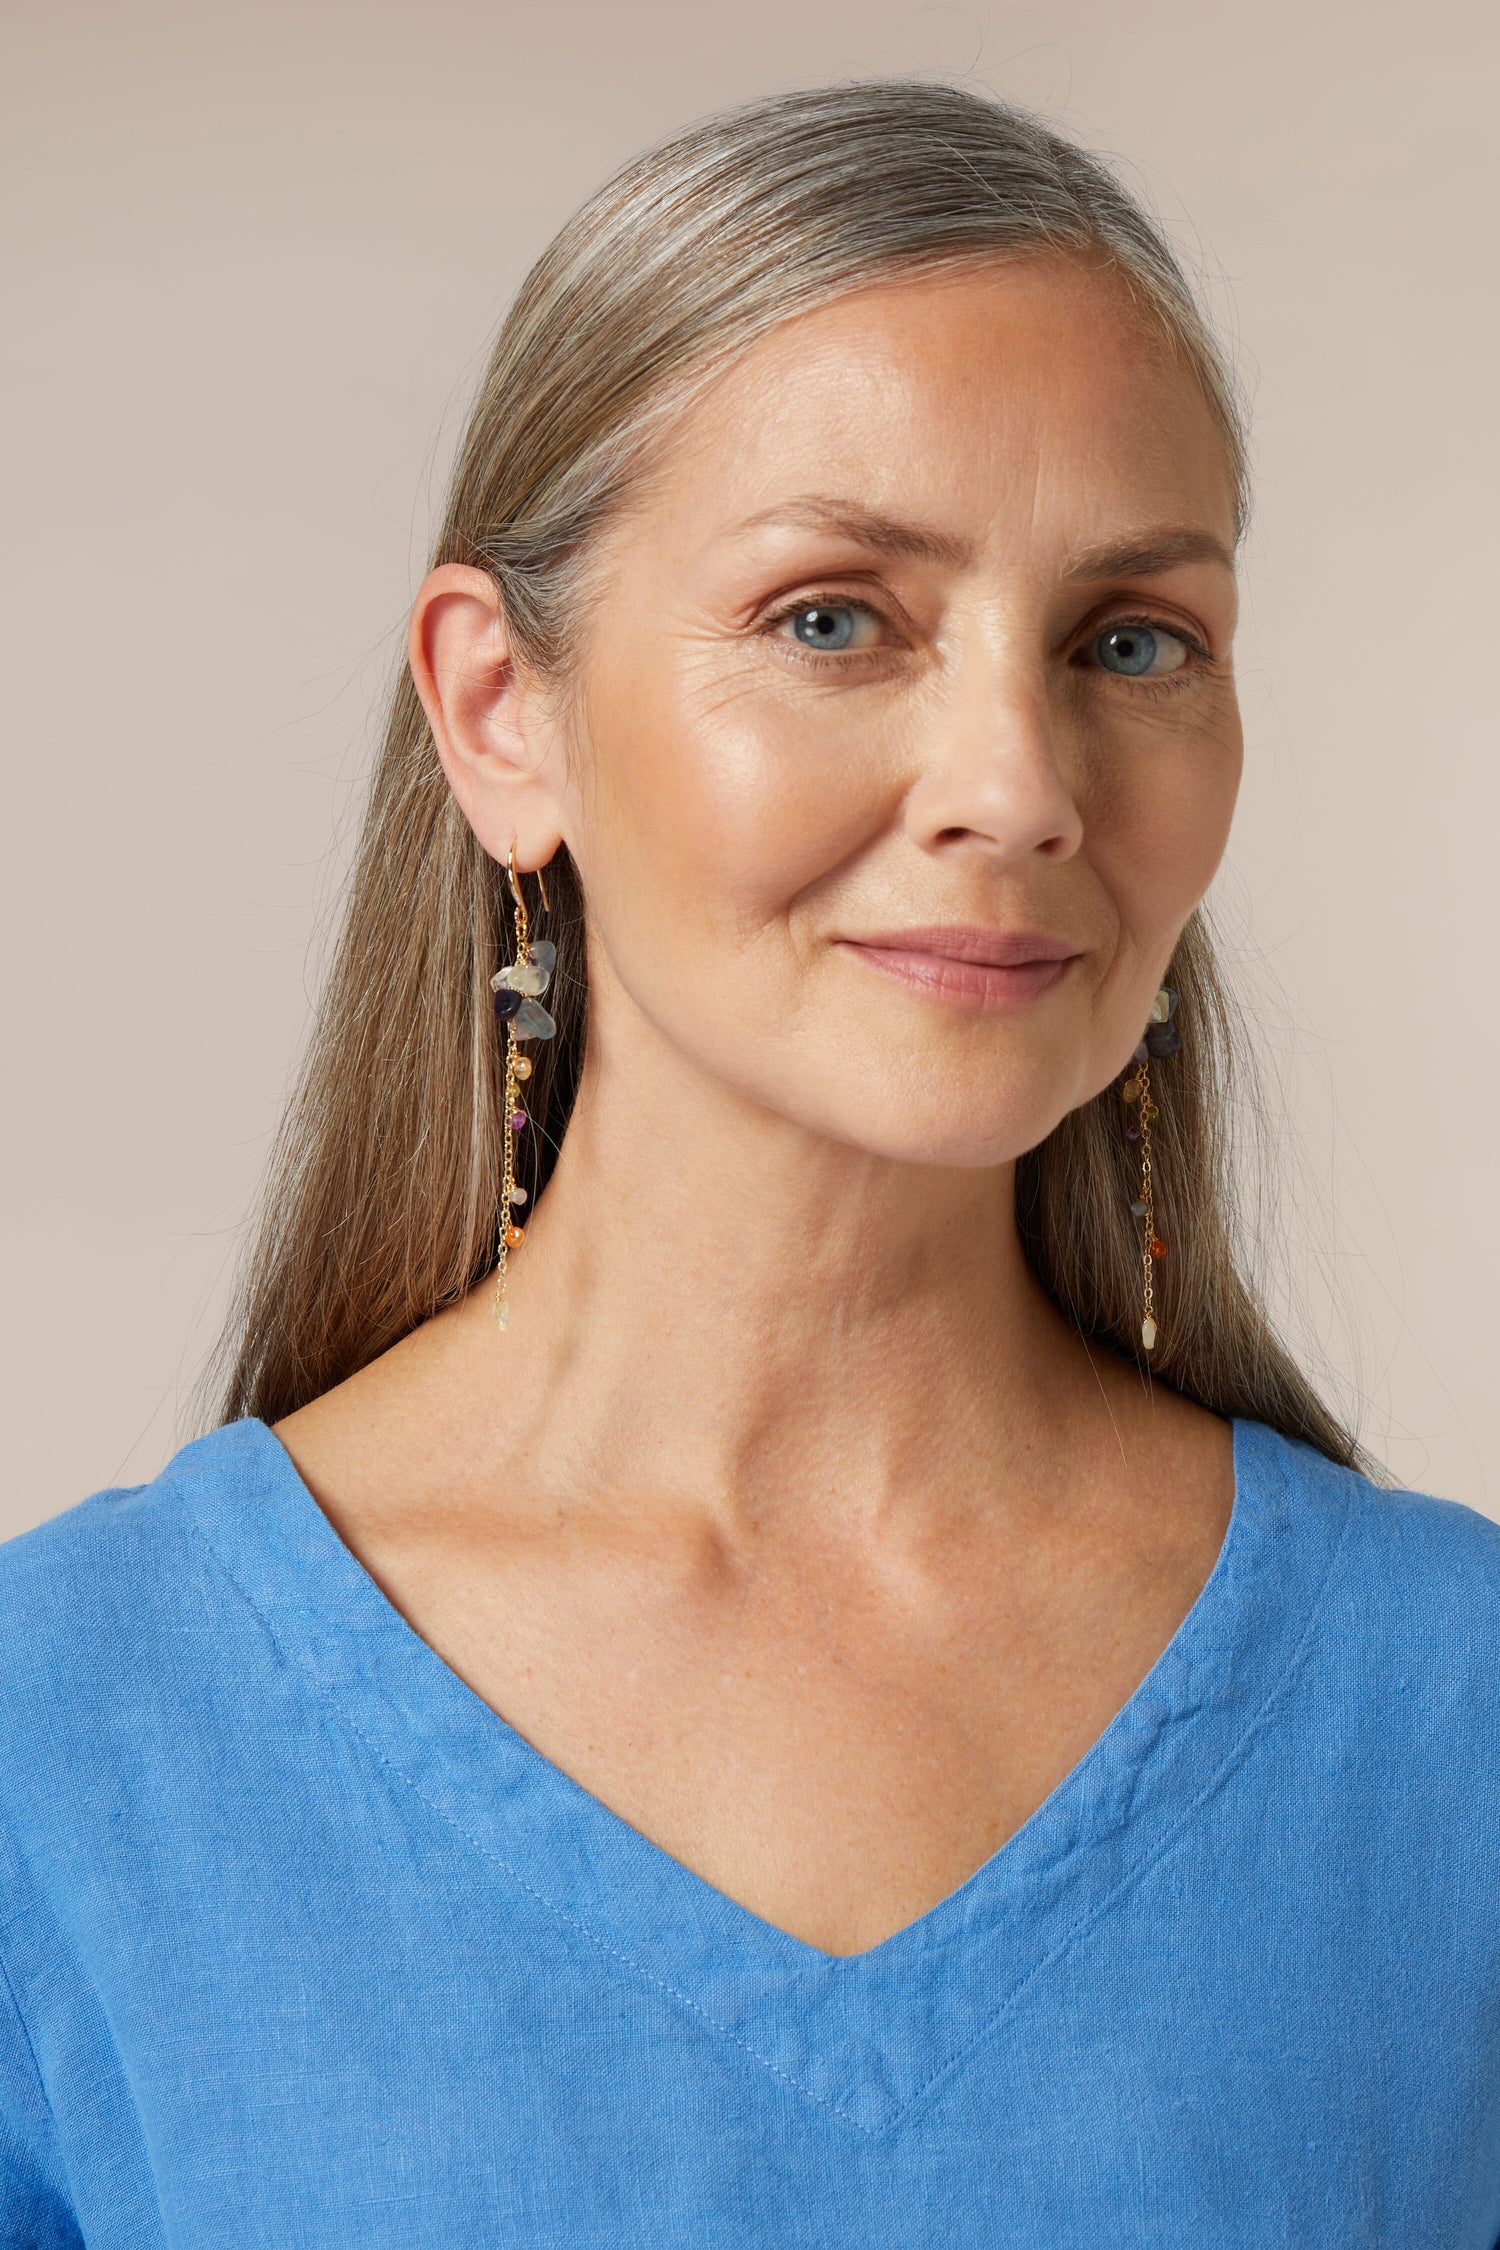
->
xmin=467 ymin=1009 xmax=1118 ymax=1535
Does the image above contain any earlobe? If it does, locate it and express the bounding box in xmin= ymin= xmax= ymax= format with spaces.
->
xmin=406 ymin=562 xmax=564 ymax=868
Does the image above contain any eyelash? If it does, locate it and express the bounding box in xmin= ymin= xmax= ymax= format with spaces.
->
xmin=760 ymin=592 xmax=1213 ymax=694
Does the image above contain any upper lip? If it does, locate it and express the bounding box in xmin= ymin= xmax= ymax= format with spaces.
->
xmin=840 ymin=925 xmax=1082 ymax=967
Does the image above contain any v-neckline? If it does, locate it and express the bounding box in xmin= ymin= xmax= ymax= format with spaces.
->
xmin=179 ymin=1413 xmax=1353 ymax=2136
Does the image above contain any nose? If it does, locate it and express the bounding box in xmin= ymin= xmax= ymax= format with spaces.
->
xmin=902 ymin=656 xmax=1085 ymax=868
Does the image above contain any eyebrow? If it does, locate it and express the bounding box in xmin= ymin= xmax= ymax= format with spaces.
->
xmin=731 ymin=498 xmax=1235 ymax=580
xmin=731 ymin=499 xmax=973 ymax=566
xmin=1061 ymin=528 xmax=1237 ymax=580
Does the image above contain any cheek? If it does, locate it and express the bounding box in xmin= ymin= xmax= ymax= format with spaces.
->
xmin=1083 ymin=704 xmax=1243 ymax=948
xmin=575 ymin=631 xmax=894 ymax=965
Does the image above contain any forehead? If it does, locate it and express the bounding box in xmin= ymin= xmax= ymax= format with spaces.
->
xmin=645 ymin=255 xmax=1237 ymax=553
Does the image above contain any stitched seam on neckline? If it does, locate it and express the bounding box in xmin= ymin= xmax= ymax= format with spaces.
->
xmin=177 ymin=1435 xmax=1349 ymax=2142
xmin=178 ymin=1516 xmax=876 ymax=2132
xmin=885 ymin=1471 xmax=1359 ymax=2131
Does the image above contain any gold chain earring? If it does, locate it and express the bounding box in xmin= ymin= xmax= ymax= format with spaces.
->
xmin=1119 ymin=985 xmax=1179 ymax=1355
xmin=489 ymin=842 xmax=556 ymax=1331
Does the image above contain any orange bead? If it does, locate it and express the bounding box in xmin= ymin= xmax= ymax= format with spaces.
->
xmin=1150 ymin=1237 xmax=1167 ymax=1259
xmin=504 ymin=1224 xmax=526 ymax=1249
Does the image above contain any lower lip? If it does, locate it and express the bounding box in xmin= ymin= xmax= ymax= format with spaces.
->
xmin=840 ymin=943 xmax=1077 ymax=1009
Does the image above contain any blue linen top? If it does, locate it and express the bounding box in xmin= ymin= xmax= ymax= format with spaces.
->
xmin=1 ymin=1414 xmax=1499 ymax=2246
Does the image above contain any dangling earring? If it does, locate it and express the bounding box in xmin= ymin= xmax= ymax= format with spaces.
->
xmin=490 ymin=841 xmax=556 ymax=1331
xmin=1120 ymin=985 xmax=1180 ymax=1355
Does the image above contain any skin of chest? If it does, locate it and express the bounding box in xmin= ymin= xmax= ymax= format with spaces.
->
xmin=298 ymin=1364 xmax=1233 ymax=1957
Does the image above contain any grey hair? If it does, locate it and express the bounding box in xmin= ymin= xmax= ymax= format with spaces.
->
xmin=452 ymin=80 xmax=1250 ymax=673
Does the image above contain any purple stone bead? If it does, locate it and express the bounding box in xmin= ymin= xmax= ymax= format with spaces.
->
xmin=492 ymin=986 xmax=522 ymax=1021
xmin=1145 ymin=1020 xmax=1182 ymax=1059
xmin=1125 ymin=1125 xmax=1142 ymax=1143
xmin=508 ymin=1108 xmax=528 ymax=1131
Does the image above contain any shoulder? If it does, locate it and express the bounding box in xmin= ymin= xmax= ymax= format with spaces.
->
xmin=1238 ymin=1417 xmax=1500 ymax=1692
xmin=1239 ymin=1414 xmax=1500 ymax=1568
xmin=0 ymin=1420 xmax=289 ymax=1751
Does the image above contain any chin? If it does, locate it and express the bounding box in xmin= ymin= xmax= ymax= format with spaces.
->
xmin=789 ymin=1072 xmax=1081 ymax=1171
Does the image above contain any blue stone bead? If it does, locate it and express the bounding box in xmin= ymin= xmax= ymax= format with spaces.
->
xmin=513 ymin=999 xmax=556 ymax=1040
xmin=528 ymin=939 xmax=557 ymax=976
xmin=1144 ymin=1021 xmax=1182 ymax=1059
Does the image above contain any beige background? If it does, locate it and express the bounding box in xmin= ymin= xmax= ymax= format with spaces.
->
xmin=2 ymin=0 xmax=1495 ymax=1534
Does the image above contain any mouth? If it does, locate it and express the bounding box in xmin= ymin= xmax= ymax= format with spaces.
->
xmin=836 ymin=925 xmax=1083 ymax=1011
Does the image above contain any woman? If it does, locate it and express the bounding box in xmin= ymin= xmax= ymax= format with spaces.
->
xmin=3 ymin=78 xmax=1497 ymax=2247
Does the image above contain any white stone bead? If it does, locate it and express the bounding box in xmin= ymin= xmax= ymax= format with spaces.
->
xmin=493 ymin=961 xmax=551 ymax=997
xmin=1141 ymin=1315 xmax=1158 ymax=1351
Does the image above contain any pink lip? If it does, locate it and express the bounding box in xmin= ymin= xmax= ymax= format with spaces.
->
xmin=838 ymin=925 xmax=1082 ymax=1010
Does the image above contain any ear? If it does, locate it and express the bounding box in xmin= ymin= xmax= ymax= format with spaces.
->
xmin=406 ymin=563 xmax=565 ymax=872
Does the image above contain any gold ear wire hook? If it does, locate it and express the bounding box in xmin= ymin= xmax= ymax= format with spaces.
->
xmin=506 ymin=841 xmax=550 ymax=926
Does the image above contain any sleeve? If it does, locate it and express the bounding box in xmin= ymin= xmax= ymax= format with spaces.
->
xmin=0 ymin=1949 xmax=82 ymax=2250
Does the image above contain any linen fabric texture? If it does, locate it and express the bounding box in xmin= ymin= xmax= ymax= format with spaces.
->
xmin=1 ymin=1416 xmax=1499 ymax=2246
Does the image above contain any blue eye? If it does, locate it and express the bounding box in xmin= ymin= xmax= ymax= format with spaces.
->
xmin=779 ymin=602 xmax=881 ymax=652
xmin=791 ymin=604 xmax=855 ymax=649
xmin=1092 ymin=621 xmax=1191 ymax=678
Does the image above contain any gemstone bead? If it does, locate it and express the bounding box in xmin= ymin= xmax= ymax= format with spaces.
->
xmin=1150 ymin=986 xmax=1178 ymax=1023
xmin=513 ymin=1000 xmax=556 ymax=1041
xmin=1125 ymin=1125 xmax=1141 ymax=1143
xmin=1144 ymin=1020 xmax=1182 ymax=1059
xmin=1121 ymin=1077 xmax=1143 ymax=1103
xmin=504 ymin=1224 xmax=526 ymax=1249
xmin=1141 ymin=1315 xmax=1158 ymax=1351
xmin=508 ymin=1183 xmax=528 ymax=1205
xmin=1132 ymin=1040 xmax=1150 ymax=1065
xmin=493 ymin=960 xmax=551 ymax=998
xmin=1141 ymin=1103 xmax=1159 ymax=1123
xmin=1150 ymin=1237 xmax=1167 ymax=1259
xmin=1129 ymin=1199 xmax=1147 ymax=1218
xmin=509 ymin=1108 xmax=528 ymax=1130
xmin=492 ymin=986 xmax=523 ymax=1021
xmin=513 ymin=1056 xmax=532 ymax=1081
xmin=527 ymin=940 xmax=557 ymax=976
